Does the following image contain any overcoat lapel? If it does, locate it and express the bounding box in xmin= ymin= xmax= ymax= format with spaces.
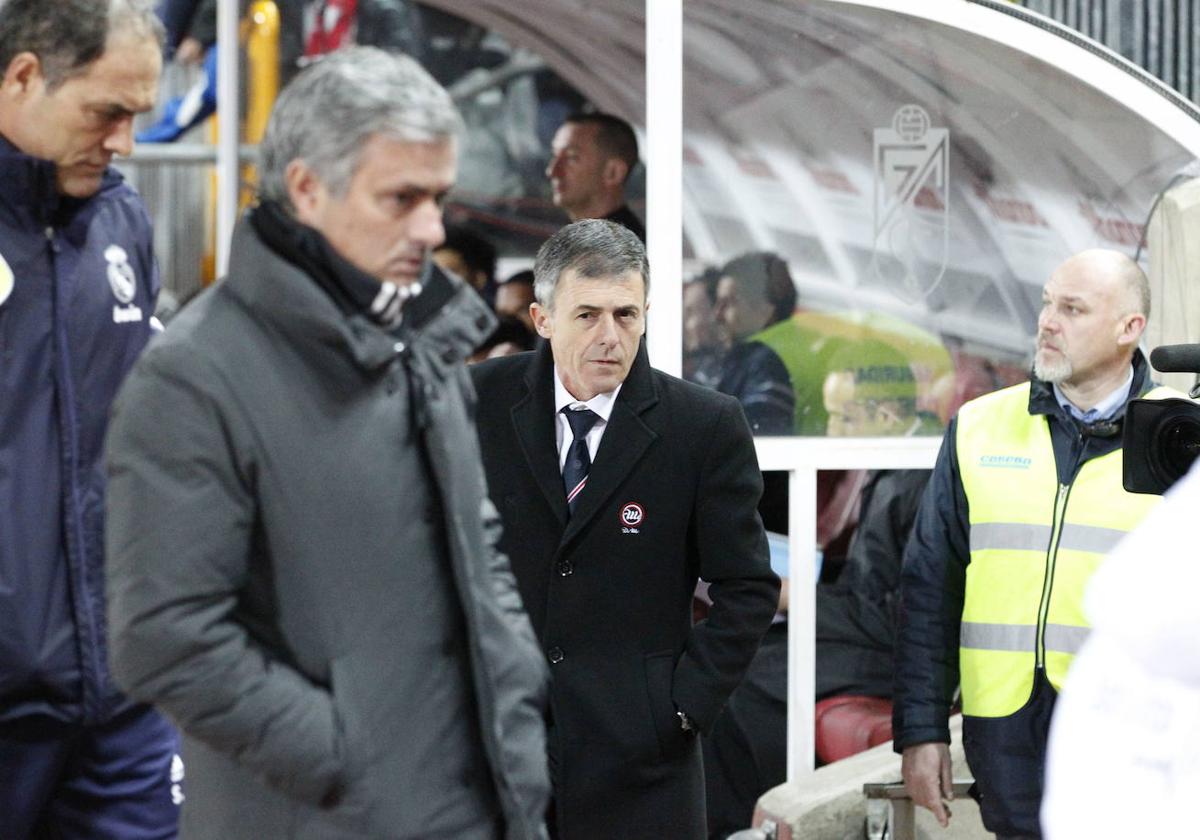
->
xmin=561 ymin=341 xmax=659 ymax=546
xmin=512 ymin=343 xmax=569 ymax=526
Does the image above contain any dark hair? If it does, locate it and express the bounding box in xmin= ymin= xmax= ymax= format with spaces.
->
xmin=720 ymin=251 xmax=798 ymax=325
xmin=0 ymin=0 xmax=163 ymax=90
xmin=477 ymin=314 xmax=536 ymax=356
xmin=534 ymin=219 xmax=648 ymax=309
xmin=439 ymin=225 xmax=497 ymax=283
xmin=691 ymin=265 xmax=723 ymax=302
xmin=563 ymin=111 xmax=639 ymax=182
xmin=501 ymin=269 xmax=535 ymax=289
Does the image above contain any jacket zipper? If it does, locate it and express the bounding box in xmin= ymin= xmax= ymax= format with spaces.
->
xmin=1036 ymin=481 xmax=1072 ymax=669
xmin=47 ymin=224 xmax=103 ymax=721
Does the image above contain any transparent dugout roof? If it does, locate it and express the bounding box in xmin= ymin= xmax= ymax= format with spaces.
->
xmin=681 ymin=0 xmax=1200 ymax=435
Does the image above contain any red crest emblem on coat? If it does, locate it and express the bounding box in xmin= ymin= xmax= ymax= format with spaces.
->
xmin=619 ymin=503 xmax=645 ymax=527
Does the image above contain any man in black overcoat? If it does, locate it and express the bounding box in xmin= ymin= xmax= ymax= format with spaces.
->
xmin=471 ymin=219 xmax=780 ymax=839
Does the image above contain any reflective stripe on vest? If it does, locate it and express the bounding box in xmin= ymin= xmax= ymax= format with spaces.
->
xmin=968 ymin=522 xmax=1129 ymax=554
xmin=960 ymin=621 xmax=1090 ymax=655
xmin=955 ymin=382 xmax=1176 ymax=718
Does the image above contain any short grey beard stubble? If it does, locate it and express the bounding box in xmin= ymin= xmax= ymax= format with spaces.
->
xmin=1033 ymin=350 xmax=1071 ymax=384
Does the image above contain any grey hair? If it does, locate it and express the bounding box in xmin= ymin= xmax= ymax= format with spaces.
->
xmin=258 ymin=46 xmax=463 ymax=208
xmin=533 ymin=219 xmax=649 ymax=309
xmin=0 ymin=0 xmax=163 ymax=90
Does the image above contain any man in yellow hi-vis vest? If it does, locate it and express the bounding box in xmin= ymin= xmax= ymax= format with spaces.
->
xmin=893 ymin=249 xmax=1180 ymax=839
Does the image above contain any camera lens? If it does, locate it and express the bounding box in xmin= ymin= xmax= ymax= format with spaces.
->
xmin=1150 ymin=411 xmax=1200 ymax=487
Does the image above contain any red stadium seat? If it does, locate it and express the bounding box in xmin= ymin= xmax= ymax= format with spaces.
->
xmin=814 ymin=695 xmax=894 ymax=764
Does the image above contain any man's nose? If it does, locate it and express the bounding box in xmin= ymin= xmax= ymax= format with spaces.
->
xmin=596 ymin=314 xmax=619 ymax=346
xmin=413 ymin=199 xmax=446 ymax=249
xmin=546 ymin=155 xmax=562 ymax=179
xmin=104 ymin=116 xmax=135 ymax=158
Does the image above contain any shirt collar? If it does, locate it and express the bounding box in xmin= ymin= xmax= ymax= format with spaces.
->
xmin=1053 ymin=366 xmax=1133 ymax=423
xmin=553 ymin=368 xmax=622 ymax=423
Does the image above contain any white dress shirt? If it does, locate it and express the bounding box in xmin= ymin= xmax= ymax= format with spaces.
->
xmin=553 ymin=368 xmax=622 ymax=472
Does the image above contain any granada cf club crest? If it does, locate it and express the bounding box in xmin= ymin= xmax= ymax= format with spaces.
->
xmin=872 ymin=105 xmax=950 ymax=302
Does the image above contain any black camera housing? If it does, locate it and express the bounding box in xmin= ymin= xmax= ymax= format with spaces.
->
xmin=1122 ymin=397 xmax=1200 ymax=495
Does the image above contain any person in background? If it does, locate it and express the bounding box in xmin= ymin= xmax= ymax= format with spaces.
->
xmin=546 ymin=111 xmax=645 ymax=242
xmin=103 ymin=46 xmax=549 ymax=840
xmin=471 ymin=219 xmax=779 ymax=838
xmin=0 ymin=2 xmax=180 ymax=837
xmin=434 ymin=223 xmax=499 ymax=304
xmin=712 ymin=252 xmax=797 ymax=435
xmin=703 ymin=346 xmax=928 ymax=837
xmin=815 ymin=344 xmax=930 ymax=701
xmin=496 ymin=268 xmax=538 ymax=333
xmin=682 ymin=272 xmax=727 ymax=390
xmin=894 ymin=249 xmax=1180 ymax=839
xmin=470 ymin=313 xmax=537 ymax=363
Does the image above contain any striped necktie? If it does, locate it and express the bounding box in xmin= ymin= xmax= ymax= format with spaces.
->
xmin=562 ymin=407 xmax=600 ymax=514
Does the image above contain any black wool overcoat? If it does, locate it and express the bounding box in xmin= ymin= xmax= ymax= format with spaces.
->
xmin=472 ymin=340 xmax=780 ymax=839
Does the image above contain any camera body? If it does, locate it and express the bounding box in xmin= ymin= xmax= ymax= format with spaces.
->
xmin=1122 ymin=344 xmax=1200 ymax=495
xmin=1122 ymin=397 xmax=1200 ymax=495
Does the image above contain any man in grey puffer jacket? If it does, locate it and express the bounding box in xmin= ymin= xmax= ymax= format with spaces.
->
xmin=104 ymin=47 xmax=549 ymax=840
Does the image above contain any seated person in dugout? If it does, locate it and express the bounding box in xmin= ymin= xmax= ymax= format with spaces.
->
xmin=713 ymin=251 xmax=953 ymax=436
xmin=712 ymin=252 xmax=797 ymax=435
xmin=703 ymin=353 xmax=929 ymax=835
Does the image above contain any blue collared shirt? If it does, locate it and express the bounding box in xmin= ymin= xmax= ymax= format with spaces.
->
xmin=1052 ymin=366 xmax=1134 ymax=424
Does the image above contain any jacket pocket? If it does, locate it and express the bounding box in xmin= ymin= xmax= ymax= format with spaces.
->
xmin=643 ymin=649 xmax=685 ymax=760
xmin=325 ymin=657 xmax=374 ymax=827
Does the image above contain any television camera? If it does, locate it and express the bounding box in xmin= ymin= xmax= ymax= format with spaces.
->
xmin=1123 ymin=344 xmax=1200 ymax=495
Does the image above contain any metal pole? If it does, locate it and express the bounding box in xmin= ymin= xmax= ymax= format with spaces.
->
xmin=645 ymin=0 xmax=683 ymax=376
xmin=787 ymin=467 xmax=818 ymax=779
xmin=216 ymin=0 xmax=240 ymax=278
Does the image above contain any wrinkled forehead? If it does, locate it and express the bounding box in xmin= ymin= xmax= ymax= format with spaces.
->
xmin=559 ymin=267 xmax=645 ymax=303
xmin=1044 ymin=263 xmax=1112 ymax=303
xmin=68 ymin=29 xmax=161 ymax=105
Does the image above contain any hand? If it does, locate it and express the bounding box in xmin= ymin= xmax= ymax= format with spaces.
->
xmin=175 ymin=37 xmax=205 ymax=65
xmin=901 ymin=741 xmax=953 ymax=827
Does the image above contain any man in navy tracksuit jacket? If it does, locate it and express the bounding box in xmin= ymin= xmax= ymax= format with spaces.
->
xmin=0 ymin=2 xmax=179 ymax=837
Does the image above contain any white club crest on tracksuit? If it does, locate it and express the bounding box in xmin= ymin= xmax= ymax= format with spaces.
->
xmin=105 ymin=245 xmax=143 ymax=323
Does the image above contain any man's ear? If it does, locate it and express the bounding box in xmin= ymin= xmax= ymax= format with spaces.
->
xmin=602 ymin=158 xmax=628 ymax=189
xmin=283 ymin=159 xmax=326 ymax=225
xmin=1 ymin=52 xmax=44 ymax=98
xmin=530 ymin=302 xmax=553 ymax=339
xmin=1117 ymin=312 xmax=1146 ymax=347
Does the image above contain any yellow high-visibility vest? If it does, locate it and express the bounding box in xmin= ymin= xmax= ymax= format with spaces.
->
xmin=956 ymin=381 xmax=1176 ymax=717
